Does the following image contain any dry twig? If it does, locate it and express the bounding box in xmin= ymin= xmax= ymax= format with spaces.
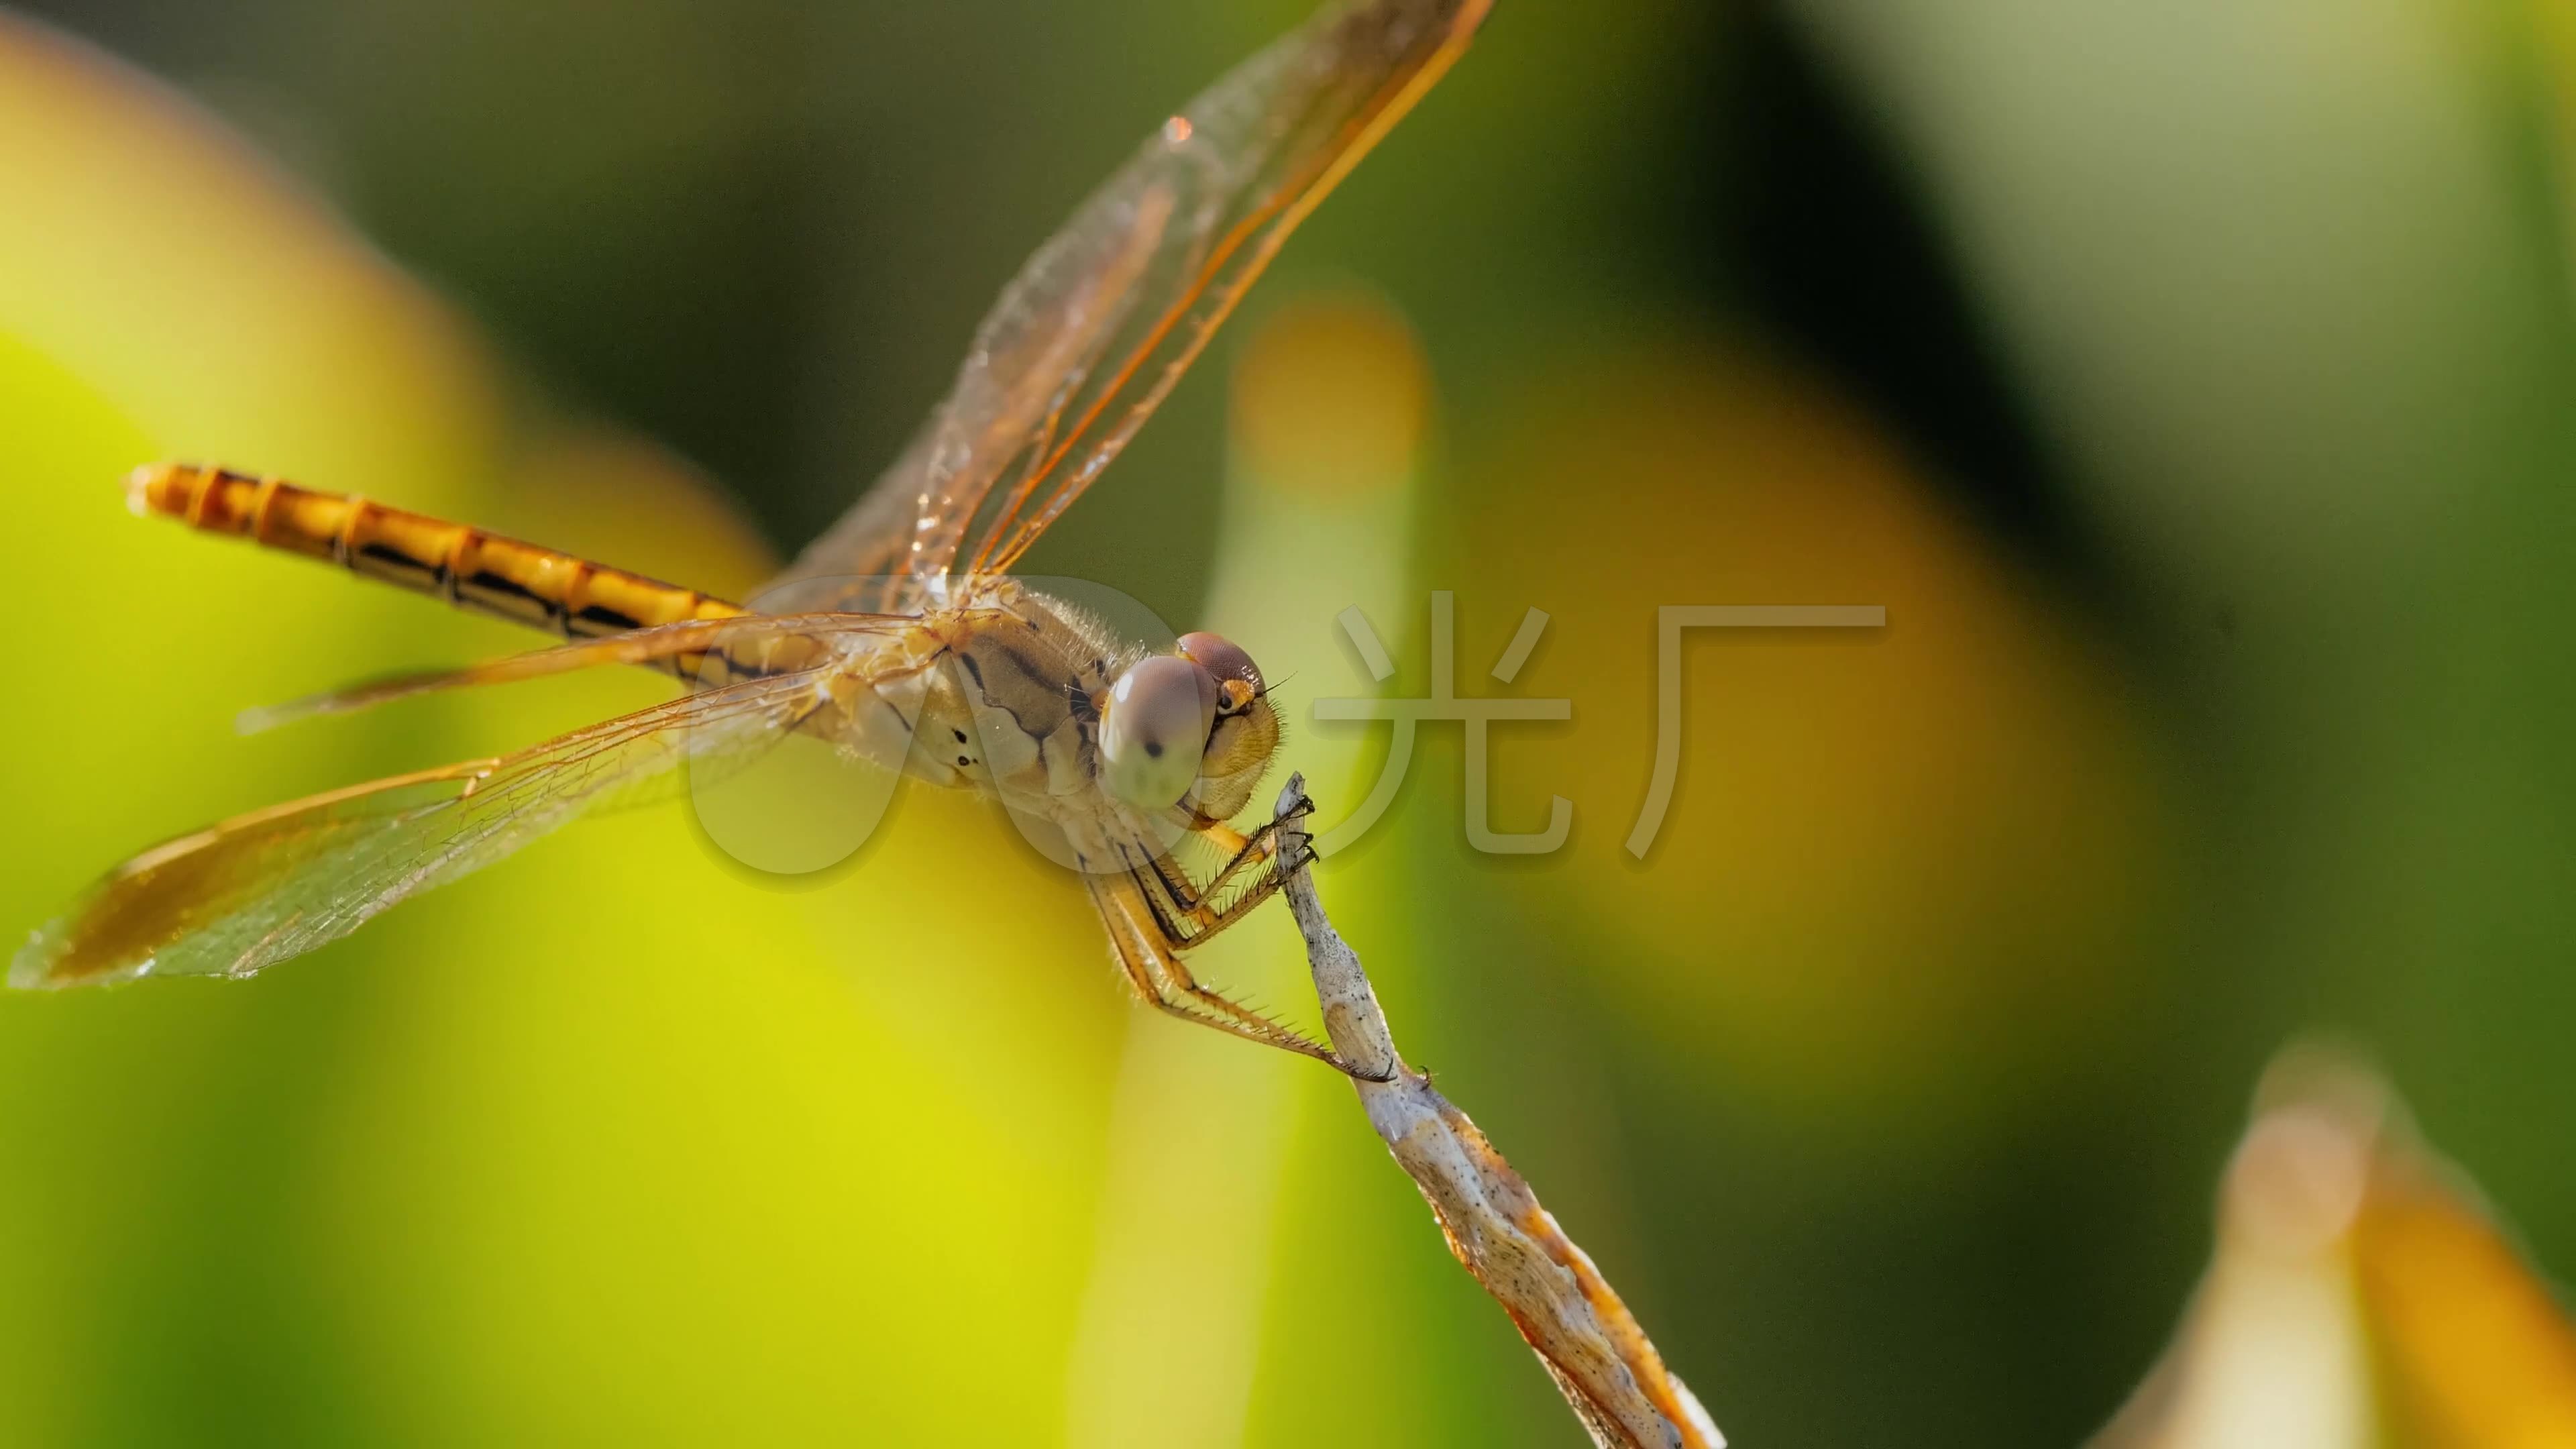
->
xmin=1273 ymin=775 xmax=1724 ymax=1449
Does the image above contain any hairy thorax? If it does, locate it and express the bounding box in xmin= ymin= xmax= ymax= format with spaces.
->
xmin=823 ymin=580 xmax=1169 ymax=873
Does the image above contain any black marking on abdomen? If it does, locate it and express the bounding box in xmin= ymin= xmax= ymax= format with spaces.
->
xmin=458 ymin=567 xmax=548 ymax=610
xmin=461 ymin=569 xmax=543 ymax=606
xmin=356 ymin=539 xmax=436 ymax=582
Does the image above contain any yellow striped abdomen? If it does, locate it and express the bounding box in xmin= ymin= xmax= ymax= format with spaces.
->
xmin=129 ymin=463 xmax=749 ymax=676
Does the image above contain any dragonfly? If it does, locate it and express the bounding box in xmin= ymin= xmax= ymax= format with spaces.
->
xmin=10 ymin=0 xmax=1489 ymax=1077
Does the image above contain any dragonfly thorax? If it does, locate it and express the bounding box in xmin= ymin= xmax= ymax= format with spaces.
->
xmin=910 ymin=586 xmax=1277 ymax=835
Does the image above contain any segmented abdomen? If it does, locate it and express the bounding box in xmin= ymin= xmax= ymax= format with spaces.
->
xmin=129 ymin=463 xmax=749 ymax=678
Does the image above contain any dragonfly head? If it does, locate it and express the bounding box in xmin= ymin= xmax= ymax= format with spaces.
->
xmin=1099 ymin=631 xmax=1277 ymax=819
xmin=1179 ymin=631 xmax=1279 ymax=820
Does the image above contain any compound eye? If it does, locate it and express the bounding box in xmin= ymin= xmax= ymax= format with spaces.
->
xmin=1178 ymin=631 xmax=1264 ymax=713
xmin=1101 ymin=655 xmax=1218 ymax=810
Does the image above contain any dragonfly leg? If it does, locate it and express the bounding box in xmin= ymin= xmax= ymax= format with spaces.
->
xmin=1191 ymin=816 xmax=1291 ymax=897
xmin=1136 ymin=793 xmax=1318 ymax=949
xmin=1136 ymin=842 xmax=1280 ymax=953
xmin=1088 ymin=871 xmax=1384 ymax=1079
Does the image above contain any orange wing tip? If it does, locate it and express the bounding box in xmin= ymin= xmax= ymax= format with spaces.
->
xmin=7 ymin=928 xmax=150 ymax=991
xmin=3 ymin=934 xmax=41 ymax=989
xmin=235 ymin=699 xmax=310 ymax=735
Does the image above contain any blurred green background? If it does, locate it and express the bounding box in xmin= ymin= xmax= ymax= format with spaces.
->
xmin=3 ymin=1 xmax=2573 ymax=1444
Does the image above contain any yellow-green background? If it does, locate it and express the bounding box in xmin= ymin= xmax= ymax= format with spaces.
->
xmin=2 ymin=1 xmax=2572 ymax=1444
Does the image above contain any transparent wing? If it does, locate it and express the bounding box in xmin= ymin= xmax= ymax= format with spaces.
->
xmin=238 ymin=611 xmax=913 ymax=731
xmin=763 ymin=0 xmax=1489 ymax=612
xmin=11 ymin=669 xmax=835 ymax=989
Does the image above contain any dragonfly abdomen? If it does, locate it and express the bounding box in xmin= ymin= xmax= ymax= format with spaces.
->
xmin=128 ymin=463 xmax=747 ymax=675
